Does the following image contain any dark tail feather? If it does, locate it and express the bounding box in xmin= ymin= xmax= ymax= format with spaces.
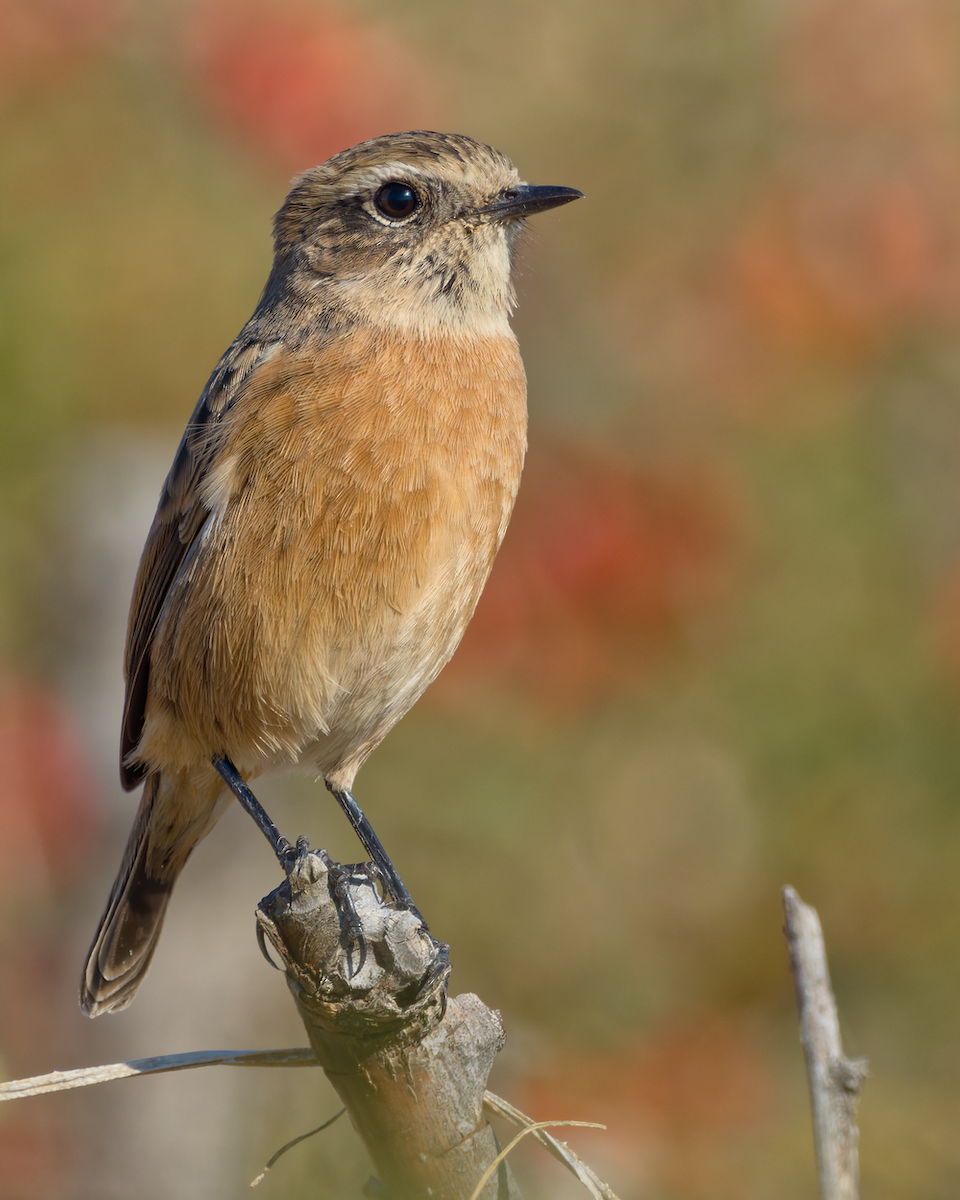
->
xmin=81 ymin=775 xmax=178 ymax=1017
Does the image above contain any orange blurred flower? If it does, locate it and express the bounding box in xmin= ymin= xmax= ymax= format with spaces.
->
xmin=732 ymin=0 xmax=960 ymax=359
xmin=614 ymin=0 xmax=960 ymax=431
xmin=732 ymin=161 xmax=960 ymax=361
xmin=0 ymin=0 xmax=117 ymax=102
xmin=783 ymin=0 xmax=958 ymax=132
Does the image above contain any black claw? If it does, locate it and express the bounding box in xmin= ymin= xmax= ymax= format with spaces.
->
xmin=256 ymin=920 xmax=282 ymax=970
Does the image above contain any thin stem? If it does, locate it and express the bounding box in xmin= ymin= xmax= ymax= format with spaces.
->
xmin=782 ymin=886 xmax=868 ymax=1200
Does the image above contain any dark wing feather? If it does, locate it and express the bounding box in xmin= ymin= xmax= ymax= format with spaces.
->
xmin=119 ymin=339 xmax=272 ymax=789
xmin=119 ymin=437 xmax=211 ymax=788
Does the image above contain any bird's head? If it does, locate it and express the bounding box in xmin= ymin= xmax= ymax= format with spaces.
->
xmin=269 ymin=130 xmax=582 ymax=335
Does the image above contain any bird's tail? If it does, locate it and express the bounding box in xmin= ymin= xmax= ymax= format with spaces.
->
xmin=80 ymin=773 xmax=182 ymax=1017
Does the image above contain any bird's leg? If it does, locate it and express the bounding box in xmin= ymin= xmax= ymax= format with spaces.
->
xmin=213 ymin=760 xmax=373 ymax=946
xmin=212 ymin=758 xmax=425 ymax=932
xmin=327 ymin=785 xmax=426 ymax=927
xmin=212 ymin=756 xmax=297 ymax=868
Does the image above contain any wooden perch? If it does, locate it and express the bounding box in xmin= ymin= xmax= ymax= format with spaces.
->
xmin=1 ymin=875 xmax=877 ymax=1197
xmin=782 ymin=886 xmax=869 ymax=1200
xmin=0 ymin=843 xmax=618 ymax=1199
xmin=256 ymin=845 xmax=520 ymax=1200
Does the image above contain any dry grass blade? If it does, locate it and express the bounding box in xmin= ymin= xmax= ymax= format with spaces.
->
xmin=470 ymin=1107 xmax=608 ymax=1200
xmin=483 ymin=1091 xmax=621 ymax=1200
xmin=0 ymin=1048 xmax=318 ymax=1100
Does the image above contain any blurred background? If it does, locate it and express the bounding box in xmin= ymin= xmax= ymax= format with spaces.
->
xmin=2 ymin=0 xmax=960 ymax=1195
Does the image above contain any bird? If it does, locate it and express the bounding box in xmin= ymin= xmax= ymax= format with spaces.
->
xmin=80 ymin=130 xmax=582 ymax=1016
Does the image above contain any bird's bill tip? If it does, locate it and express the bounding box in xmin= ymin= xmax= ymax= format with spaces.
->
xmin=477 ymin=184 xmax=583 ymax=221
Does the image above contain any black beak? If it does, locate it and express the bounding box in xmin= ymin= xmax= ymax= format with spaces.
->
xmin=476 ymin=184 xmax=584 ymax=221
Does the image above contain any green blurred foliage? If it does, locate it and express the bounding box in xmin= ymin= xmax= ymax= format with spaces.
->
xmin=4 ymin=0 xmax=960 ymax=1196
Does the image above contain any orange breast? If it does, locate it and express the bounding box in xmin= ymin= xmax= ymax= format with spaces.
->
xmin=139 ymin=326 xmax=527 ymax=784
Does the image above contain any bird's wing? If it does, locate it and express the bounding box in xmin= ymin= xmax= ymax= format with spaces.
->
xmin=119 ymin=339 xmax=276 ymax=789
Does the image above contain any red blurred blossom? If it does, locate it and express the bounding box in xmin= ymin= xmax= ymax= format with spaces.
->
xmin=182 ymin=0 xmax=439 ymax=172
xmin=517 ymin=1015 xmax=777 ymax=1199
xmin=0 ymin=678 xmax=101 ymax=896
xmin=437 ymin=442 xmax=744 ymax=708
xmin=521 ymin=1016 xmax=774 ymax=1134
xmin=0 ymin=681 xmax=97 ymax=1192
xmin=0 ymin=0 xmax=118 ymax=100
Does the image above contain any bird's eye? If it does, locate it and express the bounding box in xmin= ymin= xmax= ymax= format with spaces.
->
xmin=374 ymin=182 xmax=420 ymax=220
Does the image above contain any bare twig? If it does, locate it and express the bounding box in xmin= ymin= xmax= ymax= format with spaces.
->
xmin=782 ymin=885 xmax=868 ymax=1200
xmin=249 ymin=1107 xmax=345 ymax=1187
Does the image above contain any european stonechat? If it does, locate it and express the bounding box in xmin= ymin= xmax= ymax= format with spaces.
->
xmin=81 ymin=130 xmax=581 ymax=1016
